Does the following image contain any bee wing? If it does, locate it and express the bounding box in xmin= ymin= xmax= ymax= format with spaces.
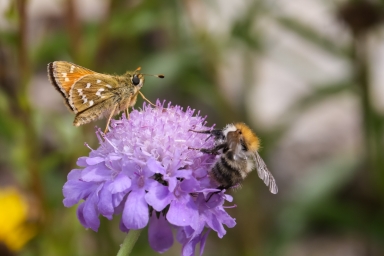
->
xmin=253 ymin=152 xmax=278 ymax=194
xmin=69 ymin=74 xmax=119 ymax=114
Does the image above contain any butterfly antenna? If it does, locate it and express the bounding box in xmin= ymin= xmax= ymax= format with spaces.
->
xmin=142 ymin=73 xmax=165 ymax=79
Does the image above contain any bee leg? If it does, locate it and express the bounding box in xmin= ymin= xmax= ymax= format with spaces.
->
xmin=188 ymin=147 xmax=220 ymax=155
xmin=188 ymin=129 xmax=212 ymax=134
xmin=189 ymin=129 xmax=224 ymax=142
xmin=189 ymin=143 xmax=226 ymax=155
xmin=138 ymin=91 xmax=156 ymax=107
xmin=104 ymin=104 xmax=118 ymax=133
xmin=206 ymin=186 xmax=226 ymax=202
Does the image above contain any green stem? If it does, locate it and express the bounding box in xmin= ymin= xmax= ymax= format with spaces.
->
xmin=116 ymin=229 xmax=142 ymax=256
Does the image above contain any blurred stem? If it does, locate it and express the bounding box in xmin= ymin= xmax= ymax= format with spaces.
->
xmin=94 ymin=0 xmax=116 ymax=69
xmin=16 ymin=0 xmax=28 ymax=89
xmin=16 ymin=0 xmax=45 ymax=223
xmin=241 ymin=51 xmax=254 ymax=122
xmin=353 ymin=36 xmax=384 ymax=193
xmin=181 ymin=0 xmax=241 ymax=123
xmin=116 ymin=229 xmax=142 ymax=256
xmin=65 ymin=0 xmax=81 ymax=62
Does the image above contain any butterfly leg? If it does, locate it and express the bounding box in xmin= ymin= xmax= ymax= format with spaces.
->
xmin=138 ymin=91 xmax=156 ymax=107
xmin=104 ymin=104 xmax=118 ymax=133
xmin=124 ymin=97 xmax=131 ymax=120
xmin=125 ymin=109 xmax=130 ymax=119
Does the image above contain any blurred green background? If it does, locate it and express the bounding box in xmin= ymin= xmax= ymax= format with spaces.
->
xmin=1 ymin=0 xmax=384 ymax=255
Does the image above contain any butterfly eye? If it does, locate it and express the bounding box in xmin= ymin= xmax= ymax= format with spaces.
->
xmin=132 ymin=75 xmax=140 ymax=86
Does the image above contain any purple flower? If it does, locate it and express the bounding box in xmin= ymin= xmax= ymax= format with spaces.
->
xmin=63 ymin=101 xmax=236 ymax=255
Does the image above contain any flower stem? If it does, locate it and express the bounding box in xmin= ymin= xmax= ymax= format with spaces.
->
xmin=116 ymin=229 xmax=142 ymax=256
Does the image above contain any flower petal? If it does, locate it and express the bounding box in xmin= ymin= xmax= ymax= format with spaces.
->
xmin=86 ymin=156 xmax=105 ymax=165
xmin=175 ymin=169 xmax=192 ymax=179
xmin=146 ymin=158 xmax=166 ymax=174
xmin=76 ymin=157 xmax=88 ymax=167
xmin=67 ymin=169 xmax=82 ymax=180
xmin=167 ymin=196 xmax=198 ymax=229
xmin=218 ymin=209 xmax=236 ymax=228
xmin=182 ymin=236 xmax=199 ymax=256
xmin=63 ymin=180 xmax=97 ymax=207
xmin=148 ymin=214 xmax=173 ymax=253
xmin=81 ymin=163 xmax=111 ymax=182
xmin=166 ymin=176 xmax=180 ymax=192
xmin=109 ymin=173 xmax=131 ymax=194
xmin=199 ymin=230 xmax=210 ymax=256
xmin=205 ymin=212 xmax=226 ymax=238
xmin=145 ymin=183 xmax=172 ymax=211
xmin=82 ymin=192 xmax=100 ymax=231
xmin=180 ymin=177 xmax=199 ymax=193
xmin=193 ymin=168 xmax=207 ymax=179
xmin=119 ymin=219 xmax=129 ymax=233
xmin=176 ymin=225 xmax=195 ymax=244
xmin=122 ymin=190 xmax=149 ymax=229
xmin=113 ymin=192 xmax=126 ymax=214
xmin=76 ymin=202 xmax=87 ymax=227
xmin=98 ymin=182 xmax=113 ymax=220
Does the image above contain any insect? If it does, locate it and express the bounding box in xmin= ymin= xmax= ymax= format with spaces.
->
xmin=47 ymin=61 xmax=164 ymax=132
xmin=190 ymin=123 xmax=278 ymax=194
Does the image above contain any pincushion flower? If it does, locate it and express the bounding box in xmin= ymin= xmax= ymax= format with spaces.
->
xmin=63 ymin=101 xmax=236 ymax=255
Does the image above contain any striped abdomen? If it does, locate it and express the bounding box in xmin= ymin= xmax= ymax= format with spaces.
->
xmin=210 ymin=154 xmax=248 ymax=189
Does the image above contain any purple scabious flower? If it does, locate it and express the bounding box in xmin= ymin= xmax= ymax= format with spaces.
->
xmin=63 ymin=101 xmax=236 ymax=255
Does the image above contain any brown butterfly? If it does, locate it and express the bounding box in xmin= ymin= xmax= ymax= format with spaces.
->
xmin=47 ymin=61 xmax=164 ymax=132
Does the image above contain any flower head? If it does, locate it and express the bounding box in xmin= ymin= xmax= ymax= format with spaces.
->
xmin=63 ymin=101 xmax=236 ymax=255
xmin=0 ymin=187 xmax=36 ymax=253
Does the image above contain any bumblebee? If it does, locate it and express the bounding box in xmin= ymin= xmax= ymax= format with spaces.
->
xmin=190 ymin=123 xmax=278 ymax=194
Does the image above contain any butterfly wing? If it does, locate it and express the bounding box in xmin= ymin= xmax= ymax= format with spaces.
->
xmin=253 ymin=152 xmax=278 ymax=194
xmin=69 ymin=74 xmax=134 ymax=126
xmin=48 ymin=61 xmax=97 ymax=111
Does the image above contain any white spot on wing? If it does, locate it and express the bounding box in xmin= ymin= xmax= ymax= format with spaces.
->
xmin=96 ymin=80 xmax=101 ymax=84
xmin=61 ymin=72 xmax=67 ymax=77
xmin=96 ymin=88 xmax=105 ymax=97
xmin=89 ymin=100 xmax=94 ymax=106
xmin=70 ymin=65 xmax=75 ymax=73
xmin=77 ymin=89 xmax=83 ymax=96
xmin=82 ymin=95 xmax=88 ymax=104
xmin=106 ymin=84 xmax=112 ymax=88
xmin=65 ymin=78 xmax=69 ymax=82
xmin=86 ymin=83 xmax=91 ymax=88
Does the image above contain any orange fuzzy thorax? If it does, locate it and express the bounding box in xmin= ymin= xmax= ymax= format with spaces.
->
xmin=234 ymin=123 xmax=260 ymax=151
